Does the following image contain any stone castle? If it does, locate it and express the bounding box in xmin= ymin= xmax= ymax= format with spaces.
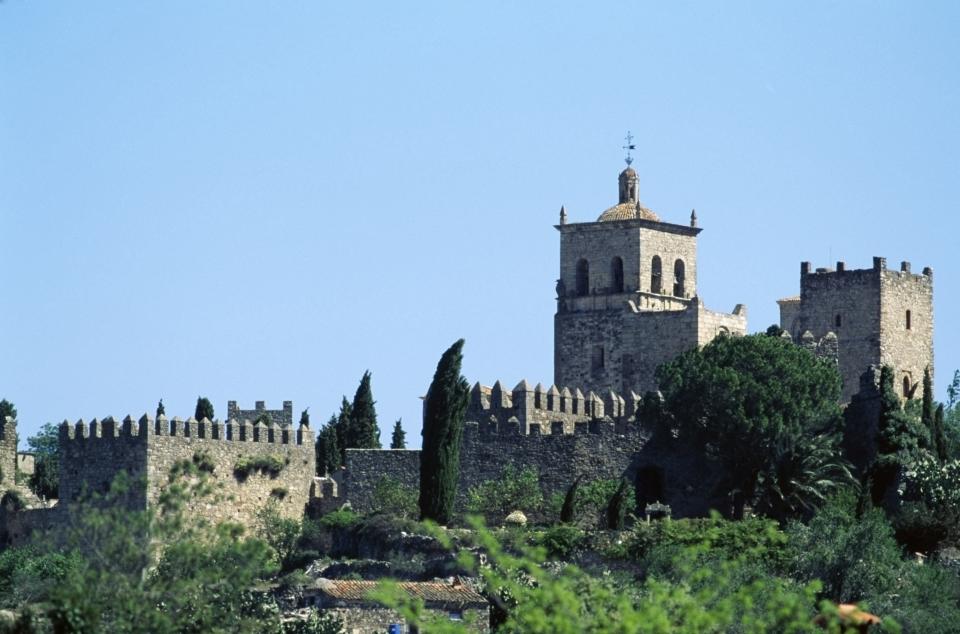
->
xmin=0 ymin=161 xmax=935 ymax=542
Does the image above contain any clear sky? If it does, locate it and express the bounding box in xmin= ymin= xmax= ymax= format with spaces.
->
xmin=2 ymin=2 xmax=958 ymax=448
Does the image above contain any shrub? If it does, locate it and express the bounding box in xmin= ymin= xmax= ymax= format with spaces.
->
xmin=318 ymin=508 xmax=361 ymax=530
xmin=466 ymin=465 xmax=543 ymax=521
xmin=233 ymin=454 xmax=288 ymax=479
xmin=0 ymin=490 xmax=26 ymax=511
xmin=371 ymin=476 xmax=418 ymax=519
xmin=193 ymin=450 xmax=215 ymax=474
xmin=270 ymin=487 xmax=288 ymax=500
xmin=537 ymin=525 xmax=586 ymax=559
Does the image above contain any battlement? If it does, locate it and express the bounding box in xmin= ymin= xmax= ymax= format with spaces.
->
xmin=226 ymin=400 xmax=295 ymax=427
xmin=58 ymin=414 xmax=313 ymax=446
xmin=800 ymin=257 xmax=933 ymax=283
xmin=463 ymin=415 xmax=640 ymax=439
xmin=467 ymin=380 xmax=639 ymax=432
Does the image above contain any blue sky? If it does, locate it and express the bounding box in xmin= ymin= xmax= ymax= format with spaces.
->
xmin=2 ymin=2 xmax=958 ymax=447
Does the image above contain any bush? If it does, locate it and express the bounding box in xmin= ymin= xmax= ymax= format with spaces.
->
xmin=371 ymin=476 xmax=418 ymax=519
xmin=193 ymin=450 xmax=216 ymax=474
xmin=0 ymin=490 xmax=26 ymax=511
xmin=318 ymin=508 xmax=361 ymax=530
xmin=270 ymin=487 xmax=289 ymax=500
xmin=233 ymin=454 xmax=288 ymax=479
xmin=466 ymin=465 xmax=543 ymax=521
xmin=537 ymin=525 xmax=586 ymax=559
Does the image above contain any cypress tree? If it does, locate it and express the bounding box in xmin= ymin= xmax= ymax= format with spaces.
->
xmin=921 ymin=367 xmax=935 ymax=449
xmin=299 ymin=408 xmax=310 ymax=427
xmin=194 ymin=396 xmax=214 ymax=421
xmin=419 ymin=339 xmax=469 ymax=524
xmin=334 ymin=397 xmax=351 ymax=463
xmin=391 ymin=419 xmax=406 ymax=449
xmin=934 ymin=404 xmax=949 ymax=462
xmin=873 ymin=365 xmax=928 ymax=506
xmin=560 ymin=476 xmax=582 ymax=524
xmin=606 ymin=478 xmax=629 ymax=530
xmin=316 ymin=417 xmax=341 ymax=475
xmin=349 ymin=371 xmax=381 ymax=449
xmin=156 ymin=399 xmax=165 ymax=418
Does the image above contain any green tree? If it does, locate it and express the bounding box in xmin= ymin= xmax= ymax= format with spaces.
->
xmin=390 ymin=419 xmax=406 ymax=449
xmin=466 ymin=465 xmax=544 ymax=521
xmin=419 ymin=339 xmax=469 ymax=524
xmin=194 ymin=396 xmax=215 ymax=421
xmin=316 ymin=418 xmax=341 ymax=475
xmin=656 ymin=333 xmax=849 ymax=519
xmin=0 ymin=399 xmax=16 ymax=422
xmin=156 ymin=399 xmax=165 ymax=418
xmin=921 ymin=367 xmax=935 ymax=442
xmin=299 ymin=407 xmax=310 ymax=427
xmin=334 ymin=397 xmax=352 ymax=463
xmin=27 ymin=422 xmax=60 ymax=499
xmin=872 ymin=365 xmax=929 ymax=507
xmin=348 ymin=371 xmax=381 ymax=449
xmin=934 ymin=404 xmax=948 ymax=462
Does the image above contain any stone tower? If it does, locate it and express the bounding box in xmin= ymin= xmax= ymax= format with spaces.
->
xmin=0 ymin=416 xmax=16 ymax=487
xmin=554 ymin=166 xmax=747 ymax=397
xmin=778 ymin=257 xmax=934 ymax=402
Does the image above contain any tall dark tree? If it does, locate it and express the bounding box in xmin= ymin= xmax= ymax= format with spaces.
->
xmin=316 ymin=416 xmax=341 ymax=475
xmin=194 ymin=397 xmax=214 ymax=421
xmin=419 ymin=339 xmax=469 ymax=524
xmin=390 ymin=419 xmax=406 ymax=449
xmin=921 ymin=367 xmax=936 ymax=450
xmin=334 ymin=397 xmax=352 ymax=463
xmin=606 ymin=478 xmax=629 ymax=530
xmin=934 ymin=404 xmax=948 ymax=462
xmin=872 ymin=365 xmax=929 ymax=506
xmin=299 ymin=408 xmax=310 ymax=427
xmin=560 ymin=476 xmax=582 ymax=524
xmin=348 ymin=371 xmax=381 ymax=449
xmin=0 ymin=399 xmax=16 ymax=421
xmin=156 ymin=399 xmax=165 ymax=418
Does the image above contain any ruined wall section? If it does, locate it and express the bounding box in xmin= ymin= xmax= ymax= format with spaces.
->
xmin=0 ymin=417 xmax=17 ymax=487
xmin=227 ymin=400 xmax=294 ymax=427
xmin=879 ymin=263 xmax=934 ymax=396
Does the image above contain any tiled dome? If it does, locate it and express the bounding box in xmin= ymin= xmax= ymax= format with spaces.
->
xmin=597 ymin=202 xmax=661 ymax=222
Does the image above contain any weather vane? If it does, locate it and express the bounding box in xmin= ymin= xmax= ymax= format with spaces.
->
xmin=622 ymin=131 xmax=636 ymax=166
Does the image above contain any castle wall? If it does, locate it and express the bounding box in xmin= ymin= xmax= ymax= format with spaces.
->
xmin=57 ymin=416 xmax=315 ymax=525
xmin=879 ymin=264 xmax=934 ymax=395
xmin=0 ymin=417 xmax=16 ymax=487
xmin=340 ymin=420 xmax=722 ymax=519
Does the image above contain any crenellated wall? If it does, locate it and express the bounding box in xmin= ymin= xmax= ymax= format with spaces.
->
xmin=56 ymin=412 xmax=315 ymax=525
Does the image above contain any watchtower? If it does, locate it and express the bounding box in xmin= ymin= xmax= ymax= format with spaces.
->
xmin=778 ymin=257 xmax=934 ymax=402
xmin=554 ymin=164 xmax=746 ymax=396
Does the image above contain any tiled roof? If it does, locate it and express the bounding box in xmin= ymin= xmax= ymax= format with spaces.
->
xmin=314 ymin=578 xmax=486 ymax=605
xmin=597 ymin=202 xmax=661 ymax=223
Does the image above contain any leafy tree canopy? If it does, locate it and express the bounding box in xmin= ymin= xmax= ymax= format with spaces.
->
xmin=194 ymin=396 xmax=215 ymax=421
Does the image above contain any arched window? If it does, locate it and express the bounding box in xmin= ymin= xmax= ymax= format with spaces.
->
xmin=903 ymin=376 xmax=911 ymax=398
xmin=575 ymin=259 xmax=589 ymax=296
xmin=673 ymin=259 xmax=686 ymax=297
xmin=835 ymin=314 xmax=842 ymax=328
xmin=611 ymin=257 xmax=624 ymax=293
xmin=650 ymin=256 xmax=662 ymax=294
xmin=906 ymin=310 xmax=912 ymax=330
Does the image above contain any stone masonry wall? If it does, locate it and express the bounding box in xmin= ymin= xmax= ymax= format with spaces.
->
xmin=340 ymin=419 xmax=722 ymax=519
xmin=786 ymin=258 xmax=933 ymax=403
xmin=879 ymin=263 xmax=934 ymax=396
xmin=57 ymin=415 xmax=315 ymax=525
xmin=0 ymin=417 xmax=17 ymax=488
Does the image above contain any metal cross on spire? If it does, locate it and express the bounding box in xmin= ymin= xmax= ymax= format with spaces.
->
xmin=622 ymin=131 xmax=636 ymax=166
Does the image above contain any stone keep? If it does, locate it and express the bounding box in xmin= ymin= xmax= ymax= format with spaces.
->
xmin=554 ymin=166 xmax=747 ymax=396
xmin=778 ymin=257 xmax=934 ymax=402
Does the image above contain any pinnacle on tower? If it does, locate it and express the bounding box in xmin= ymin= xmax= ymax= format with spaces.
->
xmin=560 ymin=205 xmax=567 ymax=225
xmin=690 ymin=209 xmax=697 ymax=228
